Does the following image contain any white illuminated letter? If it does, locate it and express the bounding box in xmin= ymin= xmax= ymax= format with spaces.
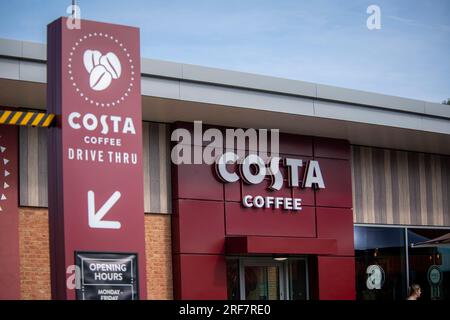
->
xmin=83 ymin=113 xmax=97 ymax=131
xmin=68 ymin=148 xmax=74 ymax=160
xmin=122 ymin=118 xmax=136 ymax=134
xmin=240 ymin=154 xmax=266 ymax=185
xmin=110 ymin=116 xmax=121 ymax=133
xmin=253 ymin=196 xmax=265 ymax=208
xmin=268 ymin=157 xmax=283 ymax=191
xmin=284 ymin=198 xmax=293 ymax=210
xmin=216 ymin=152 xmax=239 ymax=183
xmin=293 ymin=198 xmax=302 ymax=210
xmin=285 ymin=158 xmax=303 ymax=187
xmin=265 ymin=196 xmax=274 ymax=208
xmin=68 ymin=112 xmax=81 ymax=129
xmin=303 ymin=160 xmax=325 ymax=189
xmin=100 ymin=115 xmax=109 ymax=135
xmin=275 ymin=197 xmax=283 ymax=209
xmin=242 ymin=195 xmax=253 ymax=208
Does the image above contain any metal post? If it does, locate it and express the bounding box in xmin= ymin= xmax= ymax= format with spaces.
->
xmin=405 ymin=228 xmax=410 ymax=296
xmin=72 ymin=0 xmax=76 ymax=16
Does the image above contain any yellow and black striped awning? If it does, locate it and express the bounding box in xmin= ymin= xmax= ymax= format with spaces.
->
xmin=0 ymin=110 xmax=55 ymax=127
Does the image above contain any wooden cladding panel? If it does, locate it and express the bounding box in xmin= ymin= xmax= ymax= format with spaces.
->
xmin=19 ymin=126 xmax=48 ymax=207
xmin=142 ymin=122 xmax=172 ymax=214
xmin=352 ymin=146 xmax=450 ymax=226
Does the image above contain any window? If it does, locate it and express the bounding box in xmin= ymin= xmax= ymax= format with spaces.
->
xmin=226 ymin=258 xmax=240 ymax=300
xmin=226 ymin=257 xmax=308 ymax=300
xmin=355 ymin=226 xmax=450 ymax=300
xmin=354 ymin=226 xmax=407 ymax=300
xmin=288 ymin=259 xmax=308 ymax=300
xmin=408 ymin=228 xmax=450 ymax=300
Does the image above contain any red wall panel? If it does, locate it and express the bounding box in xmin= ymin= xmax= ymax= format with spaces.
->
xmin=316 ymin=207 xmax=354 ymax=256
xmin=176 ymin=254 xmax=228 ymax=300
xmin=314 ymin=137 xmax=350 ymax=160
xmin=173 ymin=163 xmax=224 ymax=201
xmin=315 ymin=159 xmax=352 ymax=208
xmin=241 ymin=179 xmax=292 ymax=199
xmin=224 ymin=179 xmax=241 ymax=202
xmin=278 ymin=133 xmax=313 ymax=156
xmin=225 ymin=202 xmax=316 ymax=237
xmin=0 ymin=126 xmax=20 ymax=299
xmin=175 ymin=200 xmax=225 ymax=254
xmin=226 ymin=236 xmax=337 ymax=255
xmin=291 ymin=188 xmax=315 ymax=207
xmin=317 ymin=256 xmax=356 ymax=300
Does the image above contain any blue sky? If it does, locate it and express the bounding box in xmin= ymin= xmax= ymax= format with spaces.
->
xmin=0 ymin=0 xmax=449 ymax=103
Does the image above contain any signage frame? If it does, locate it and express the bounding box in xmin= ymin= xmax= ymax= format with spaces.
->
xmin=75 ymin=251 xmax=139 ymax=301
xmin=47 ymin=17 xmax=147 ymax=300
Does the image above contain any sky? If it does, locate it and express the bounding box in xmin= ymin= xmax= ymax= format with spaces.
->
xmin=0 ymin=0 xmax=449 ymax=103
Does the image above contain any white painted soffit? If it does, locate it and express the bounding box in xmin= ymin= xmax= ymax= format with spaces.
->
xmin=0 ymin=77 xmax=449 ymax=155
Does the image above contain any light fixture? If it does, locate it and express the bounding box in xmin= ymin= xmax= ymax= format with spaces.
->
xmin=273 ymin=257 xmax=288 ymax=261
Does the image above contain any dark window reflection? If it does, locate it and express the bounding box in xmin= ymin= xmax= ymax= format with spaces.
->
xmin=408 ymin=229 xmax=450 ymax=300
xmin=244 ymin=265 xmax=280 ymax=300
xmin=226 ymin=259 xmax=240 ymax=300
xmin=226 ymin=257 xmax=309 ymax=300
xmin=354 ymin=226 xmax=407 ymax=300
xmin=288 ymin=259 xmax=307 ymax=300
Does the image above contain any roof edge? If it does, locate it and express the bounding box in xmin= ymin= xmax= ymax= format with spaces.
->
xmin=0 ymin=37 xmax=448 ymax=119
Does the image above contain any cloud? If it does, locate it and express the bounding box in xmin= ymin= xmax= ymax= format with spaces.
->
xmin=387 ymin=15 xmax=450 ymax=33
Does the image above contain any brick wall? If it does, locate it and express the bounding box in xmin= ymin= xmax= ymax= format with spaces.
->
xmin=145 ymin=214 xmax=173 ymax=299
xmin=19 ymin=208 xmax=51 ymax=300
xmin=18 ymin=208 xmax=173 ymax=300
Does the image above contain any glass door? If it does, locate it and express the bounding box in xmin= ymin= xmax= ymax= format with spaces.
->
xmin=239 ymin=259 xmax=286 ymax=300
xmin=226 ymin=257 xmax=309 ymax=300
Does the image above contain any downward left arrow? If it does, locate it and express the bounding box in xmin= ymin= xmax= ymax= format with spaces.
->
xmin=88 ymin=190 xmax=121 ymax=229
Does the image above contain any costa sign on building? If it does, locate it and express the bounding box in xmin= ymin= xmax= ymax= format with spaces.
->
xmin=47 ymin=18 xmax=146 ymax=300
xmin=171 ymin=122 xmax=355 ymax=300
xmin=215 ymin=153 xmax=325 ymax=210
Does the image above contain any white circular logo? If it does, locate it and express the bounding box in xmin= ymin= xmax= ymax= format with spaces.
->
xmin=67 ymin=33 xmax=136 ymax=107
xmin=428 ymin=265 xmax=442 ymax=285
xmin=83 ymin=50 xmax=122 ymax=91
xmin=366 ymin=265 xmax=385 ymax=290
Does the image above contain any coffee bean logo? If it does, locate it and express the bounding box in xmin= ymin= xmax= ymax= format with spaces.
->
xmin=100 ymin=52 xmax=121 ymax=79
xmin=83 ymin=49 xmax=122 ymax=91
xmin=83 ymin=50 xmax=102 ymax=73
xmin=90 ymin=65 xmax=113 ymax=91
